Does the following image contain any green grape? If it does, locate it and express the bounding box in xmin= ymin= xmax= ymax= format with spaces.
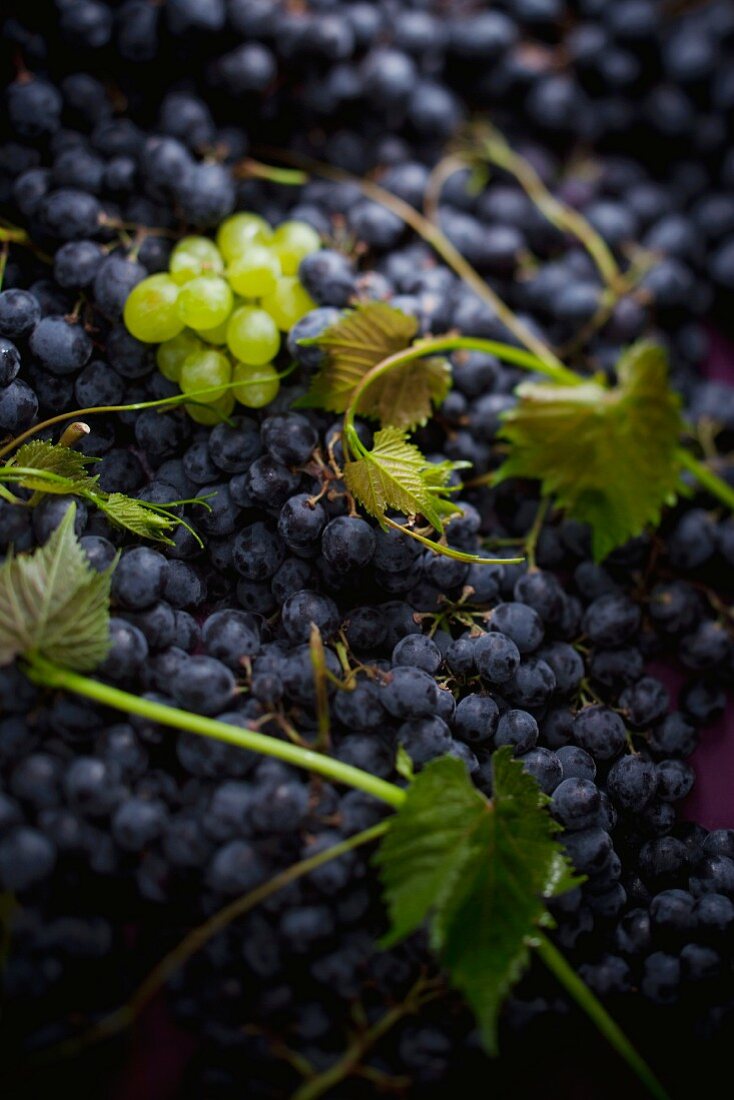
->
xmin=272 ymin=220 xmax=321 ymax=276
xmin=156 ymin=330 xmax=203 ymax=381
xmin=123 ymin=274 xmax=183 ymax=343
xmin=198 ymin=316 xmax=230 ymax=345
xmin=186 ymin=391 xmax=236 ymax=425
xmin=216 ymin=212 xmax=272 ymax=262
xmin=232 ymin=361 xmax=280 ymax=408
xmin=179 ymin=348 xmax=232 ymax=403
xmin=226 ymin=306 xmax=280 ymax=366
xmin=226 ymin=245 xmax=281 ymax=297
xmin=260 ymin=276 xmax=316 ymax=330
xmin=169 ymin=236 xmax=224 ymax=285
xmin=176 ymin=275 xmax=233 ymax=331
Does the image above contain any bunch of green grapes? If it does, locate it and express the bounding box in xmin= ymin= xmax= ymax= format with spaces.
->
xmin=123 ymin=213 xmax=320 ymax=423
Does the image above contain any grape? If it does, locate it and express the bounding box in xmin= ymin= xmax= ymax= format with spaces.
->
xmin=122 ymin=273 xmax=184 ymax=342
xmin=271 ymin=220 xmax=321 ymax=275
xmin=169 ymin=235 xmax=224 ymax=285
xmin=226 ymin=305 xmax=280 ymax=365
xmin=179 ymin=348 xmax=232 ymax=403
xmin=156 ymin=329 xmax=203 ymax=381
xmin=226 ymin=244 xmax=281 ymax=296
xmin=216 ymin=212 xmax=272 ymax=261
xmin=185 ymin=391 xmax=235 ymax=426
xmin=176 ymin=275 xmax=233 ymax=331
xmin=232 ymin=361 xmax=280 ymax=408
xmin=197 ymin=315 xmax=231 ymax=345
xmin=260 ymin=276 xmax=316 ymax=330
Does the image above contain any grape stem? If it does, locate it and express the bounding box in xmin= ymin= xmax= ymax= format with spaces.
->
xmin=25 ymin=656 xmax=406 ymax=808
xmin=535 ymin=934 xmax=671 ymax=1100
xmin=678 ymin=448 xmax=734 ymax=512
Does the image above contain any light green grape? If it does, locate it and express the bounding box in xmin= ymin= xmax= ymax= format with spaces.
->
xmin=216 ymin=212 xmax=272 ymax=262
xmin=226 ymin=306 xmax=280 ymax=366
xmin=186 ymin=391 xmax=236 ymax=425
xmin=232 ymin=361 xmax=280 ymax=408
xmin=260 ymin=276 xmax=316 ymax=330
xmin=226 ymin=245 xmax=281 ymax=297
xmin=156 ymin=329 xmax=203 ymax=381
xmin=123 ymin=274 xmax=183 ymax=343
xmin=272 ymin=220 xmax=321 ymax=276
xmin=179 ymin=348 xmax=232 ymax=403
xmin=198 ymin=316 xmax=230 ymax=345
xmin=176 ymin=276 xmax=233 ymax=331
xmin=169 ymin=236 xmax=224 ymax=285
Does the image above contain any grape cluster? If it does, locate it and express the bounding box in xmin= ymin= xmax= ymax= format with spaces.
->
xmin=0 ymin=2 xmax=734 ymax=1097
xmin=125 ymin=215 xmax=319 ymax=422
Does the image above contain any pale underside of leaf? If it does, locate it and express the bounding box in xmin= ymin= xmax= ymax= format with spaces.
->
xmin=496 ymin=342 xmax=683 ymax=561
xmin=0 ymin=505 xmax=113 ymax=670
xmin=95 ymin=494 xmax=177 ymax=542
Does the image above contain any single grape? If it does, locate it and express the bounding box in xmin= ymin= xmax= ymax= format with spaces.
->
xmin=226 ymin=244 xmax=281 ymax=297
xmin=216 ymin=212 xmax=272 ymax=261
xmin=186 ymin=391 xmax=236 ymax=425
xmin=169 ymin=236 xmax=224 ymax=285
xmin=272 ymin=220 xmax=321 ymax=276
xmin=156 ymin=329 xmax=203 ymax=381
xmin=233 ymin=361 xmax=280 ymax=408
xmin=177 ymin=275 xmax=233 ymax=331
xmin=261 ymin=276 xmax=315 ymax=330
xmin=123 ymin=274 xmax=183 ymax=343
xmin=226 ymin=305 xmax=280 ymax=365
xmin=180 ymin=348 xmax=232 ymax=403
xmin=198 ymin=316 xmax=230 ymax=345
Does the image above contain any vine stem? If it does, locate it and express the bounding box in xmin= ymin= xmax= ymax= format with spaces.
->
xmin=470 ymin=125 xmax=622 ymax=291
xmin=678 ymin=448 xmax=734 ymax=511
xmin=253 ymin=147 xmax=567 ymax=374
xmin=291 ymin=977 xmax=443 ymax=1100
xmin=33 ymin=823 xmax=388 ymax=1066
xmin=341 ymin=335 xmax=580 ymax=448
xmin=535 ymin=934 xmax=671 ymax=1100
xmin=26 ymin=657 xmax=405 ymax=809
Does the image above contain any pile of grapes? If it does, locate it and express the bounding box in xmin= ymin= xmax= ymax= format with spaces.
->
xmin=0 ymin=3 xmax=734 ymax=1099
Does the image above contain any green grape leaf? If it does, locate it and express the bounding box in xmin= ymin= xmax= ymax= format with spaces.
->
xmin=359 ymin=355 xmax=452 ymax=431
xmin=93 ymin=494 xmax=180 ymax=543
xmin=495 ymin=342 xmax=683 ymax=561
xmin=0 ymin=504 xmax=114 ymax=670
xmin=5 ymin=440 xmax=98 ymax=495
xmin=343 ymin=426 xmax=463 ymax=531
xmin=375 ymin=750 xmax=579 ymax=1053
xmin=295 ymin=302 xmax=422 ymax=418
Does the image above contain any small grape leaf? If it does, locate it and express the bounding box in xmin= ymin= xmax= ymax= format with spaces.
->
xmin=495 ymin=342 xmax=683 ymax=561
xmin=6 ymin=440 xmax=98 ymax=495
xmin=343 ymin=427 xmax=463 ymax=531
xmin=359 ymin=355 xmax=452 ymax=431
xmin=296 ymin=303 xmax=447 ymax=429
xmin=375 ymin=750 xmax=579 ymax=1053
xmin=0 ymin=504 xmax=113 ymax=670
xmin=93 ymin=494 xmax=179 ymax=543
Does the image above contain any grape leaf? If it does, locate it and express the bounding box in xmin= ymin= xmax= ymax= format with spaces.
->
xmin=495 ymin=342 xmax=683 ymax=561
xmin=343 ymin=426 xmax=463 ymax=531
xmin=0 ymin=504 xmax=113 ymax=670
xmin=358 ymin=355 xmax=452 ymax=431
xmin=296 ymin=302 xmax=449 ymax=429
xmin=6 ymin=440 xmax=98 ymax=495
xmin=94 ymin=494 xmax=180 ymax=543
xmin=375 ymin=750 xmax=579 ymax=1053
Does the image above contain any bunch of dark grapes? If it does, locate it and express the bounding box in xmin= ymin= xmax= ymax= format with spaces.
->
xmin=1 ymin=3 xmax=734 ymax=1098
